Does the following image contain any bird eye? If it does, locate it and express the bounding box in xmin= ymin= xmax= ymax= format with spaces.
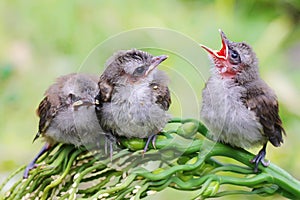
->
xmin=133 ymin=66 xmax=145 ymax=75
xmin=229 ymin=49 xmax=241 ymax=64
xmin=67 ymin=93 xmax=77 ymax=103
xmin=69 ymin=93 xmax=75 ymax=100
xmin=231 ymin=50 xmax=239 ymax=59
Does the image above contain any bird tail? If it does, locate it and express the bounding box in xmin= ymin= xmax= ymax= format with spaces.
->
xmin=269 ymin=125 xmax=286 ymax=147
xmin=32 ymin=132 xmax=41 ymax=143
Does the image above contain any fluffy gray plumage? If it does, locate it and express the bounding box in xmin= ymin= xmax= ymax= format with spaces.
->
xmin=201 ymin=71 xmax=266 ymax=149
xmin=24 ymin=73 xmax=104 ymax=178
xmin=96 ymin=49 xmax=171 ymax=139
xmin=36 ymin=73 xmax=104 ymax=146
xmin=200 ymin=30 xmax=285 ymax=171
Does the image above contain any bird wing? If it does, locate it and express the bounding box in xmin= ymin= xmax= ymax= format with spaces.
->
xmin=98 ymin=79 xmax=114 ymax=102
xmin=33 ymin=96 xmax=59 ymax=142
xmin=244 ymin=86 xmax=285 ymax=147
xmin=151 ymin=83 xmax=171 ymax=111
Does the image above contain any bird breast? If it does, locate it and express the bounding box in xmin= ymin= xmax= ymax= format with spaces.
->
xmin=45 ymin=104 xmax=103 ymax=147
xmin=101 ymin=83 xmax=170 ymax=138
xmin=200 ymin=76 xmax=267 ymax=149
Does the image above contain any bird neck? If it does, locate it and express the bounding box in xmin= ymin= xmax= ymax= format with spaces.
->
xmin=232 ymin=63 xmax=260 ymax=85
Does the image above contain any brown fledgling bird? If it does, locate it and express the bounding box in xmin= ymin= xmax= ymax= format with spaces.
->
xmin=95 ymin=49 xmax=171 ymax=154
xmin=24 ymin=73 xmax=103 ymax=178
xmin=200 ymin=30 xmax=286 ymax=172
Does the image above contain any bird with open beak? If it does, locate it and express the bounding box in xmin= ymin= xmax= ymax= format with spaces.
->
xmin=95 ymin=49 xmax=171 ymax=156
xmin=200 ymin=30 xmax=286 ymax=172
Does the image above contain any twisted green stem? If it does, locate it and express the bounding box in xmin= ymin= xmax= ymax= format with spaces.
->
xmin=0 ymin=118 xmax=299 ymax=199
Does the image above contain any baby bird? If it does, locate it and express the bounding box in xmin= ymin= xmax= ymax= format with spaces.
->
xmin=24 ymin=73 xmax=103 ymax=178
xmin=95 ymin=49 xmax=171 ymax=154
xmin=200 ymin=30 xmax=285 ymax=172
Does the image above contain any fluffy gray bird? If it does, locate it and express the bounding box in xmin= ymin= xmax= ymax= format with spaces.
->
xmin=24 ymin=73 xmax=103 ymax=178
xmin=95 ymin=49 xmax=171 ymax=154
xmin=200 ymin=30 xmax=285 ymax=172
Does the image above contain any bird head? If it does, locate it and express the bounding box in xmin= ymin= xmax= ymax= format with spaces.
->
xmin=201 ymin=30 xmax=258 ymax=80
xmin=104 ymin=49 xmax=168 ymax=84
xmin=59 ymin=74 xmax=98 ymax=105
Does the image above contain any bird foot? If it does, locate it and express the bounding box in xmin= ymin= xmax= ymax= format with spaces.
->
xmin=104 ymin=133 xmax=116 ymax=161
xmin=23 ymin=164 xmax=39 ymax=179
xmin=250 ymin=144 xmax=269 ymax=173
xmin=142 ymin=134 xmax=157 ymax=157
xmin=23 ymin=143 xmax=51 ymax=179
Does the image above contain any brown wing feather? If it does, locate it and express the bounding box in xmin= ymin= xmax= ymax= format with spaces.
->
xmin=151 ymin=83 xmax=171 ymax=111
xmin=98 ymin=79 xmax=114 ymax=102
xmin=33 ymin=96 xmax=58 ymax=141
xmin=245 ymin=85 xmax=285 ymax=147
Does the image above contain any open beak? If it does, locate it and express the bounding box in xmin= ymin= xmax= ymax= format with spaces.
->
xmin=145 ymin=55 xmax=168 ymax=76
xmin=200 ymin=29 xmax=228 ymax=60
xmin=200 ymin=30 xmax=237 ymax=77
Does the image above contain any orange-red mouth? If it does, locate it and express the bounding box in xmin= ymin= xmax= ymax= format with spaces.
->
xmin=200 ymin=29 xmax=228 ymax=60
xmin=200 ymin=29 xmax=236 ymax=78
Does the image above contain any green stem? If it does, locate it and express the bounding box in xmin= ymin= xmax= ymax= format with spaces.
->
xmin=133 ymin=155 xmax=205 ymax=181
xmin=206 ymin=141 xmax=300 ymax=197
xmin=41 ymin=149 xmax=81 ymax=200
xmin=90 ymin=174 xmax=136 ymax=199
xmin=2 ymin=118 xmax=300 ymax=199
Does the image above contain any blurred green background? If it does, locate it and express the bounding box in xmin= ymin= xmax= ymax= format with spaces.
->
xmin=0 ymin=0 xmax=299 ymax=199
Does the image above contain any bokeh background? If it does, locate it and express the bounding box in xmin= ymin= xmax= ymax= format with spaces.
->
xmin=0 ymin=1 xmax=299 ymax=199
